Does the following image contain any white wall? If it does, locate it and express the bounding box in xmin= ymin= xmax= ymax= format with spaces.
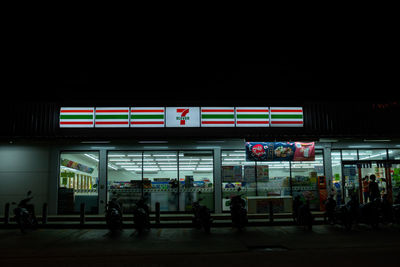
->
xmin=0 ymin=144 xmax=50 ymax=215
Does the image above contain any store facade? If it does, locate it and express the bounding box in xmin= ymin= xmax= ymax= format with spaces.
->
xmin=1 ymin=102 xmax=399 ymax=216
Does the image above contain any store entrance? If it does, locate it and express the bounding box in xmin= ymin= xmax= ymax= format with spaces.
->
xmin=342 ymin=160 xmax=400 ymax=204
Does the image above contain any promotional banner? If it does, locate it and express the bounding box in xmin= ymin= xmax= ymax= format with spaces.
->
xmin=245 ymin=142 xmax=315 ymax=161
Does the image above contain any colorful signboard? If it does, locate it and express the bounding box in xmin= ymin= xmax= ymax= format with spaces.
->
xmin=235 ymin=107 xmax=269 ymax=127
xmin=270 ymin=107 xmax=303 ymax=127
xmin=130 ymin=107 xmax=165 ymax=127
xmin=245 ymin=142 xmax=315 ymax=161
xmin=60 ymin=107 xmax=94 ymax=128
xmin=60 ymin=106 xmax=304 ymax=128
xmin=201 ymin=107 xmax=235 ymax=127
xmin=95 ymin=107 xmax=129 ymax=128
xmin=165 ymin=107 xmax=200 ymax=127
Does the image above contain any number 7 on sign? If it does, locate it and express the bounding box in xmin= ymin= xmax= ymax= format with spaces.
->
xmin=176 ymin=108 xmax=189 ymax=125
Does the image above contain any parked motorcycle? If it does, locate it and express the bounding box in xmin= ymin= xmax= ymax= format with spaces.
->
xmin=105 ymin=197 xmax=123 ymax=231
xmin=229 ymin=189 xmax=248 ymax=231
xmin=192 ymin=194 xmax=213 ymax=233
xmin=12 ymin=191 xmax=38 ymax=233
xmin=133 ymin=197 xmax=150 ymax=234
xmin=324 ymin=195 xmax=337 ymax=225
xmin=296 ymin=199 xmax=314 ymax=230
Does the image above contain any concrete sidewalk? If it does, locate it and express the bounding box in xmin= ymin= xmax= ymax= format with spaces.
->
xmin=1 ymin=224 xmax=400 ymax=267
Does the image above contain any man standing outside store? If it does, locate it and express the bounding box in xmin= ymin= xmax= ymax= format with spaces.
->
xmin=369 ymin=175 xmax=380 ymax=202
xmin=362 ymin=176 xmax=370 ymax=203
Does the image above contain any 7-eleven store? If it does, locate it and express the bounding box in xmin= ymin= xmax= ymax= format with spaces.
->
xmin=1 ymin=105 xmax=400 ymax=217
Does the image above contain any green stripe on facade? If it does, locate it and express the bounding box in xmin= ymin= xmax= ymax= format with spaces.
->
xmin=271 ymin=114 xmax=303 ymax=119
xmin=60 ymin=115 xmax=93 ymax=120
xmin=237 ymin=114 xmax=269 ymax=119
xmin=96 ymin=115 xmax=129 ymax=119
xmin=131 ymin=115 xmax=164 ymax=119
xmin=202 ymin=114 xmax=234 ymax=119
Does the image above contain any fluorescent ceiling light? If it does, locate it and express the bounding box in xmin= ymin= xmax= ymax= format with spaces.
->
xmin=108 ymin=154 xmax=126 ymax=157
xmin=81 ymin=141 xmax=110 ymax=144
xmin=364 ymin=139 xmax=391 ymax=142
xmin=348 ymin=145 xmax=372 ymax=148
xmin=138 ymin=141 xmax=168 ymax=144
xmin=84 ymin=154 xmax=99 ymax=162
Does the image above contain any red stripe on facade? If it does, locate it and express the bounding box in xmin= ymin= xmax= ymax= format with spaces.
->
xmin=236 ymin=121 xmax=269 ymax=124
xmin=131 ymin=121 xmax=164 ymax=124
xmin=270 ymin=121 xmax=303 ymax=124
xmin=201 ymin=109 xmax=234 ymax=112
xmin=236 ymin=109 xmax=269 ymax=112
xmin=201 ymin=121 xmax=235 ymax=124
xmin=60 ymin=121 xmax=93 ymax=125
xmin=60 ymin=110 xmax=93 ymax=113
xmin=95 ymin=121 xmax=129 ymax=125
xmin=96 ymin=110 xmax=129 ymax=113
xmin=271 ymin=109 xmax=302 ymax=113
xmin=131 ymin=110 xmax=164 ymax=113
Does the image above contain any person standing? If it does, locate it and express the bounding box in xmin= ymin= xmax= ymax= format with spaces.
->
xmin=362 ymin=176 xmax=370 ymax=203
xmin=369 ymin=174 xmax=380 ymax=202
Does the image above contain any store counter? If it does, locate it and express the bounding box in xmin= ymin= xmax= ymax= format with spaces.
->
xmin=246 ymin=196 xmax=293 ymax=214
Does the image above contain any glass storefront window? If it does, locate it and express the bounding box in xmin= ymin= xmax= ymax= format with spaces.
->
xmin=291 ymin=150 xmax=324 ymax=210
xmin=107 ymin=151 xmax=142 ymax=214
xmin=358 ymin=149 xmax=387 ymax=160
xmin=389 ymin=149 xmax=400 ymax=160
xmin=179 ymin=151 xmax=214 ymax=211
xmin=331 ymin=150 xmax=343 ymax=204
xmin=221 ymin=150 xmax=254 ymax=211
xmin=341 ymin=150 xmax=358 ymax=160
xmin=143 ymin=151 xmax=178 ymax=212
xmin=59 ymin=152 xmax=99 ymax=214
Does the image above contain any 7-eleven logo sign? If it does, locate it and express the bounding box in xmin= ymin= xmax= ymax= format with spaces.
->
xmin=166 ymin=107 xmax=200 ymax=127
xmin=176 ymin=108 xmax=190 ymax=125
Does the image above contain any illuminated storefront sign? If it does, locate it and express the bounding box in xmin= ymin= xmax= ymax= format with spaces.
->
xmin=165 ymin=107 xmax=200 ymax=127
xmin=59 ymin=107 xmax=303 ymax=128
xmin=245 ymin=142 xmax=315 ymax=161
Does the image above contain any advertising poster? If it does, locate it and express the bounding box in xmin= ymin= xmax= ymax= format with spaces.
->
xmin=244 ymin=166 xmax=256 ymax=183
xmin=293 ymin=142 xmax=315 ymax=161
xmin=256 ymin=165 xmax=269 ymax=182
xmin=245 ymin=142 xmax=315 ymax=162
xmin=222 ymin=166 xmax=242 ymax=182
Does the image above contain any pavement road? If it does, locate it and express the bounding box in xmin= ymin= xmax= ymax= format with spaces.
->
xmin=1 ymin=224 xmax=400 ymax=267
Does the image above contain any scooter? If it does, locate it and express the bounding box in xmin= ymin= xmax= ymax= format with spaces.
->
xmin=105 ymin=198 xmax=123 ymax=231
xmin=133 ymin=197 xmax=150 ymax=234
xmin=12 ymin=191 xmax=38 ymax=233
xmin=192 ymin=195 xmax=213 ymax=233
xmin=229 ymin=189 xmax=248 ymax=231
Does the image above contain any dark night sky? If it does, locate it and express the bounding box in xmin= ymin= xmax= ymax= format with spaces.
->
xmin=7 ymin=54 xmax=398 ymax=105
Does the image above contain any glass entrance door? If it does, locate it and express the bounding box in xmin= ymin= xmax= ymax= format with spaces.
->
xmin=389 ymin=163 xmax=400 ymax=203
xmin=342 ymin=163 xmax=359 ymax=204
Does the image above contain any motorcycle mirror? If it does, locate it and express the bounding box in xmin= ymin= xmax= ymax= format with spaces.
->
xmin=27 ymin=190 xmax=32 ymax=196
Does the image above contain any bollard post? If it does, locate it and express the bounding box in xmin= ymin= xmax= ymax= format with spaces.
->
xmin=80 ymin=203 xmax=85 ymax=226
xmin=155 ymin=202 xmax=160 ymax=225
xmin=42 ymin=203 xmax=48 ymax=225
xmin=4 ymin=203 xmax=10 ymax=225
xmin=269 ymin=201 xmax=274 ymax=223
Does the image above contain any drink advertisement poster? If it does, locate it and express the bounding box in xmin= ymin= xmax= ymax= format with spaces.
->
xmin=245 ymin=142 xmax=315 ymax=161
